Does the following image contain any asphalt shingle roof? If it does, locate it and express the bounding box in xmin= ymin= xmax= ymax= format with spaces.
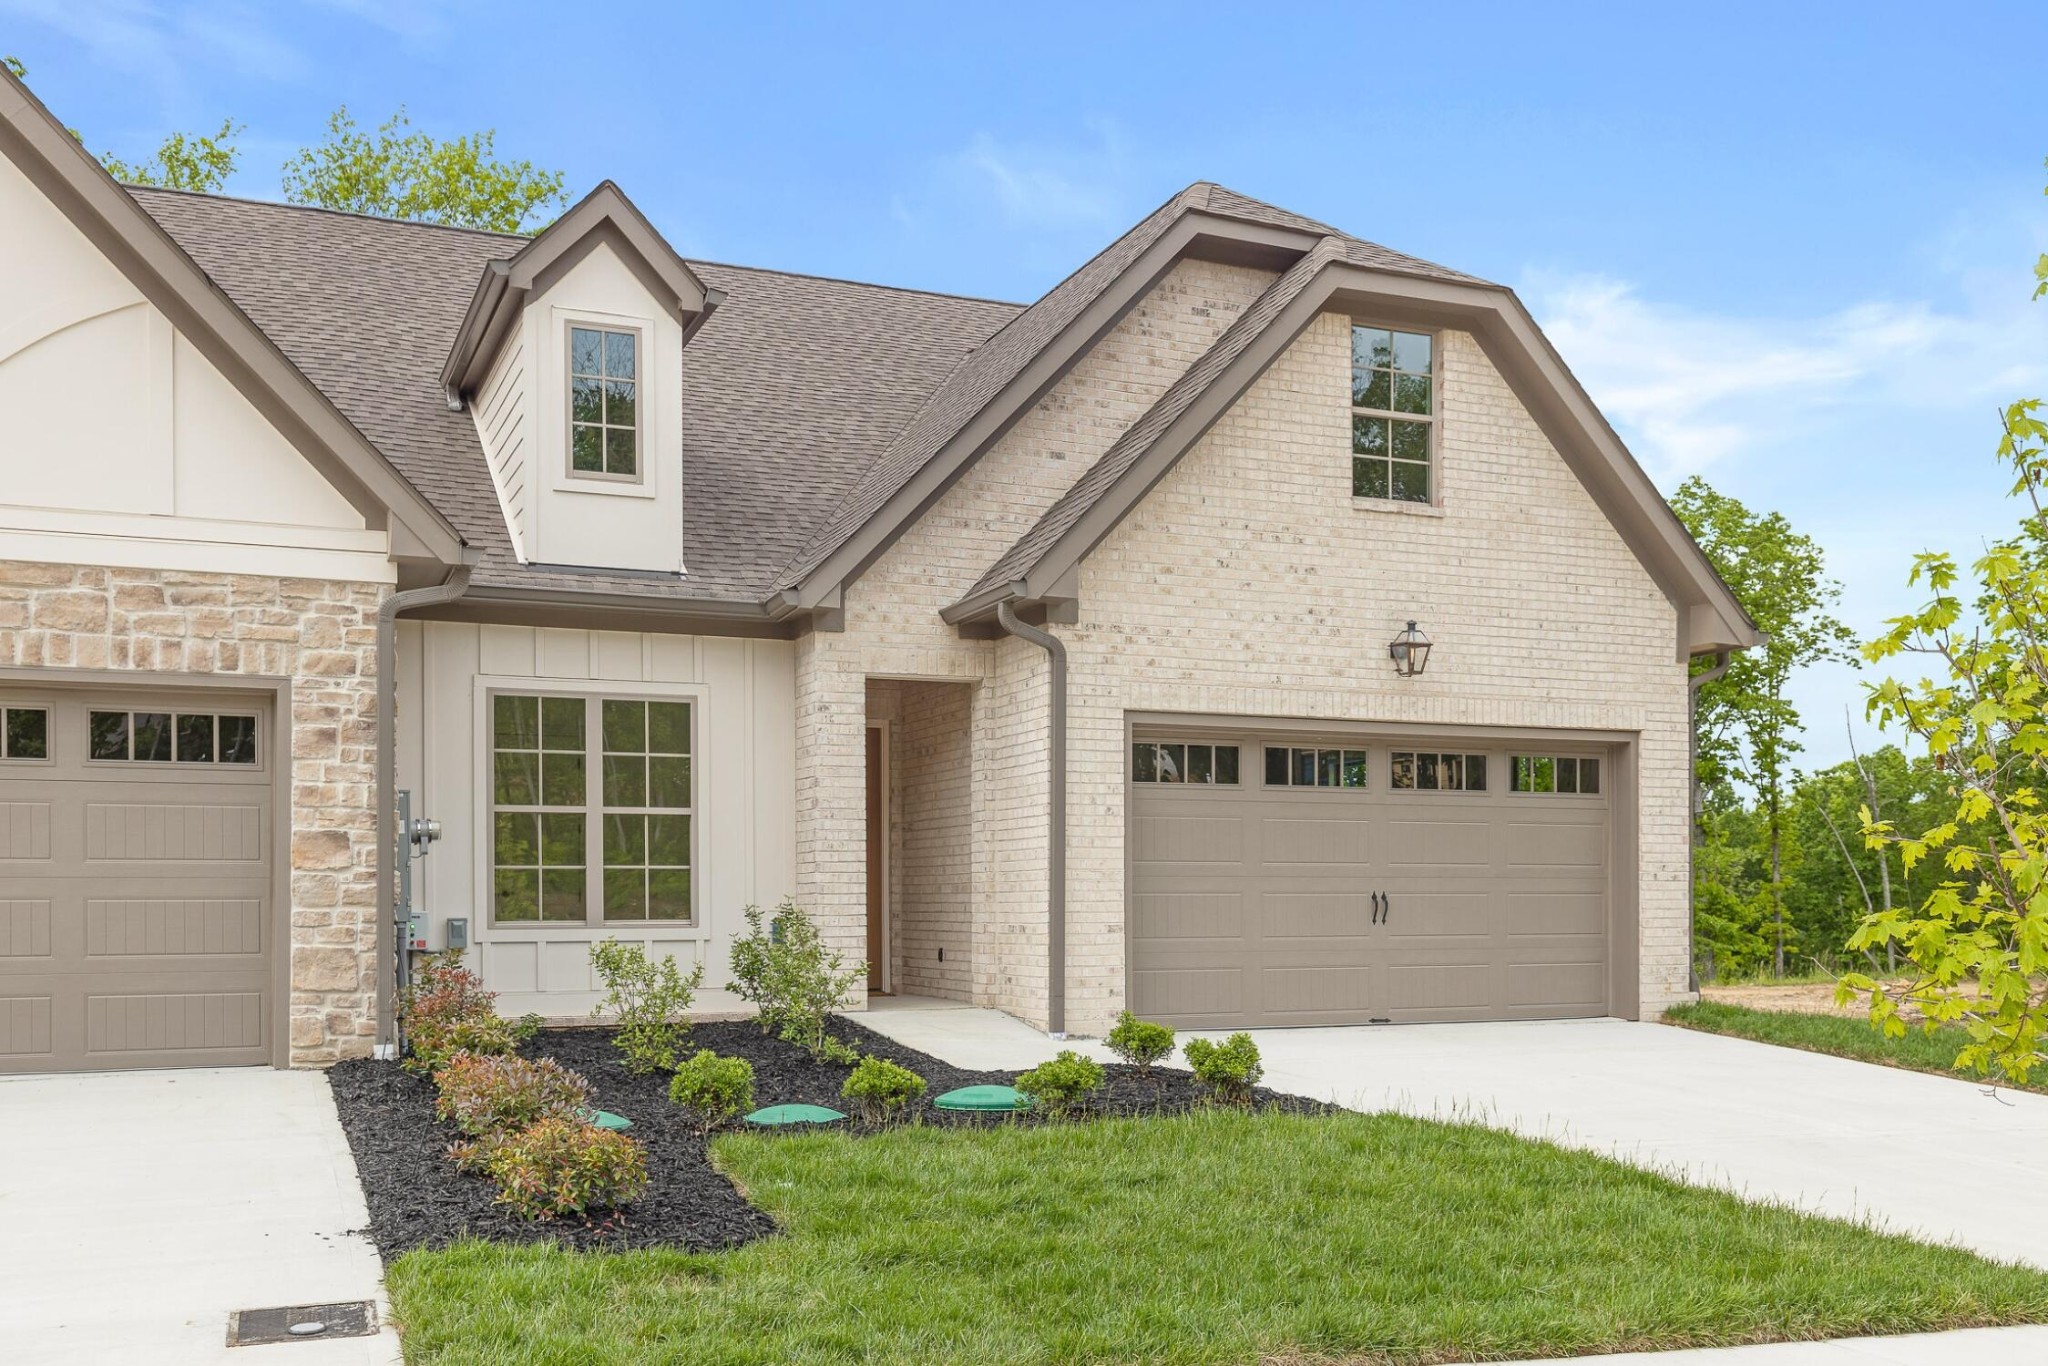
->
xmin=128 ymin=182 xmax=1477 ymax=606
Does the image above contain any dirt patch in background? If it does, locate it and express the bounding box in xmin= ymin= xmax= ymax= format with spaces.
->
xmin=1700 ymin=983 xmax=1863 ymax=1017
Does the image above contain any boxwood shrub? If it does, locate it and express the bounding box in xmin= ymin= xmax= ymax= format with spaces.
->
xmin=1015 ymin=1049 xmax=1105 ymax=1117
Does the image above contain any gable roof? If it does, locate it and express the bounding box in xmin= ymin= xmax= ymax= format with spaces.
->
xmin=129 ymin=187 xmax=1021 ymax=606
xmin=941 ymin=236 xmax=1759 ymax=656
xmin=440 ymin=180 xmax=721 ymax=404
xmin=0 ymin=65 xmax=467 ymax=570
xmin=774 ymin=182 xmax=1486 ymax=605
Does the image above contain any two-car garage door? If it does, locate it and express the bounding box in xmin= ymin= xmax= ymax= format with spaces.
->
xmin=0 ymin=688 xmax=276 ymax=1073
xmin=1129 ymin=729 xmax=1613 ymax=1029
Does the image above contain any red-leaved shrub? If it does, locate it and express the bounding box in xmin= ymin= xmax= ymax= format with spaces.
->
xmin=472 ymin=1115 xmax=648 ymax=1221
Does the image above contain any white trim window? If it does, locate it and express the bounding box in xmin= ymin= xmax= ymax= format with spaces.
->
xmin=568 ymin=325 xmax=640 ymax=480
xmin=1351 ymin=325 xmax=1434 ymax=503
xmin=491 ymin=693 xmax=694 ymax=925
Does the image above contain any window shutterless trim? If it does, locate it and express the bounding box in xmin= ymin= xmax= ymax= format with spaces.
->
xmin=562 ymin=318 xmax=646 ymax=486
xmin=1349 ymin=322 xmax=1437 ymax=507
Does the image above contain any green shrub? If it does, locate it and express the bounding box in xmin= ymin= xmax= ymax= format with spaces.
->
xmin=589 ymin=938 xmax=705 ymax=1074
xmin=840 ymin=1054 xmax=926 ymax=1122
xmin=1182 ymin=1033 xmax=1264 ymax=1106
xmin=668 ymin=1049 xmax=755 ymax=1131
xmin=432 ymin=1052 xmax=591 ymax=1139
xmin=472 ymin=1115 xmax=648 ymax=1221
xmin=1105 ymin=1011 xmax=1175 ymax=1069
xmin=727 ymin=898 xmax=864 ymax=1061
xmin=1015 ymin=1049 xmax=1106 ymax=1117
xmin=398 ymin=951 xmax=540 ymax=1076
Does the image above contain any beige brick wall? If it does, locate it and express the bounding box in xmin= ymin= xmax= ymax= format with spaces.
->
xmin=0 ymin=561 xmax=388 ymax=1064
xmin=798 ymin=256 xmax=1692 ymax=1033
xmin=866 ymin=678 xmax=977 ymax=999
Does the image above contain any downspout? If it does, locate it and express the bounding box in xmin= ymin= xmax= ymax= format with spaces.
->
xmin=375 ymin=561 xmax=474 ymax=1055
xmin=1686 ymin=650 xmax=1732 ymax=992
xmin=996 ymin=600 xmax=1067 ymax=1037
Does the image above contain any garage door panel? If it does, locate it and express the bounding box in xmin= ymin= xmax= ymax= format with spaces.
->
xmin=1387 ymin=819 xmax=1491 ymax=869
xmin=1261 ymin=965 xmax=1375 ymax=1018
xmin=1508 ymin=891 xmax=1606 ymax=936
xmin=1382 ymin=890 xmax=1492 ymax=939
xmin=1505 ymin=821 xmax=1604 ymax=868
xmin=1131 ymin=891 xmax=1245 ymax=944
xmin=1384 ymin=961 xmax=1492 ymax=1015
xmin=1261 ymin=892 xmax=1374 ymax=940
xmin=84 ymin=801 xmax=264 ymax=863
xmin=0 ymin=900 xmax=51 ymax=957
xmin=1260 ymin=817 xmax=1372 ymax=866
xmin=0 ymin=995 xmax=53 ymax=1056
xmin=86 ymin=988 xmax=263 ymax=1056
xmin=1132 ymin=815 xmax=1243 ymax=865
xmin=1132 ymin=966 xmax=1242 ymax=1020
xmin=85 ymin=898 xmax=265 ymax=958
xmin=0 ymin=802 xmax=52 ymax=860
xmin=1507 ymin=961 xmax=1605 ymax=1010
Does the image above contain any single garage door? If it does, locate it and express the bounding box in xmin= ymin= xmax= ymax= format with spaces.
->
xmin=1129 ymin=730 xmax=1611 ymax=1028
xmin=0 ymin=688 xmax=275 ymax=1073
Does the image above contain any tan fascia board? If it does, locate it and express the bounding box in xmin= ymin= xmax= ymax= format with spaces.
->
xmin=0 ymin=70 xmax=466 ymax=568
xmin=442 ymin=181 xmax=718 ymax=404
xmin=945 ymin=262 xmax=1758 ymax=658
xmin=790 ymin=210 xmax=1323 ymax=611
xmin=425 ymin=581 xmax=804 ymax=639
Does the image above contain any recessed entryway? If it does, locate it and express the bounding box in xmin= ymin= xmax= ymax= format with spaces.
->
xmin=0 ymin=683 xmax=282 ymax=1074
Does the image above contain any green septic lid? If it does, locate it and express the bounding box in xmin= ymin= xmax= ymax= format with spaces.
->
xmin=745 ymin=1104 xmax=846 ymax=1127
xmin=580 ymin=1108 xmax=632 ymax=1132
xmin=933 ymin=1084 xmax=1032 ymax=1112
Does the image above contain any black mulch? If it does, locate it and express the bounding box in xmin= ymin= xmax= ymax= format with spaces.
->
xmin=327 ymin=1015 xmax=1327 ymax=1260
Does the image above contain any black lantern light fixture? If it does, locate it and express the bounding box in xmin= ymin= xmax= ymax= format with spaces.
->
xmin=1388 ymin=620 xmax=1432 ymax=677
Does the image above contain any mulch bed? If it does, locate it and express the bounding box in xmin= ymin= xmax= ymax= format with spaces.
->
xmin=327 ymin=1014 xmax=1324 ymax=1259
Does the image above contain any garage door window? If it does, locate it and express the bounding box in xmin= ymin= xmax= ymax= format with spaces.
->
xmin=1264 ymin=746 xmax=1369 ymax=788
xmin=1 ymin=706 xmax=48 ymax=760
xmin=86 ymin=709 xmax=257 ymax=764
xmin=1390 ymin=751 xmax=1486 ymax=792
xmin=1511 ymin=755 xmax=1600 ymax=795
xmin=1133 ymin=742 xmax=1239 ymax=785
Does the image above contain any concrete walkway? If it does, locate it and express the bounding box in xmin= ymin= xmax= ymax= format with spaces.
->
xmin=859 ymin=999 xmax=2048 ymax=1365
xmin=0 ymin=1067 xmax=396 ymax=1366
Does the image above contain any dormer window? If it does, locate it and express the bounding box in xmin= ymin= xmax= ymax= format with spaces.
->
xmin=569 ymin=325 xmax=639 ymax=480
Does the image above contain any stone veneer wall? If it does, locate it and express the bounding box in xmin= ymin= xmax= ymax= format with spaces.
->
xmin=0 ymin=561 xmax=387 ymax=1064
xmin=797 ymin=256 xmax=1693 ymax=1034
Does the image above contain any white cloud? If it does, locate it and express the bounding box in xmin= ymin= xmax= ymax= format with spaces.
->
xmin=1523 ymin=271 xmax=2048 ymax=485
xmin=947 ymin=124 xmax=1136 ymax=232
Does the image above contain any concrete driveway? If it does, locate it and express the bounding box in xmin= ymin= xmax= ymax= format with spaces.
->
xmin=0 ymin=1067 xmax=395 ymax=1366
xmin=862 ymin=1001 xmax=2048 ymax=1365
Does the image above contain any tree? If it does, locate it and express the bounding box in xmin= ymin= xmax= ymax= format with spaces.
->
xmin=1675 ymin=478 xmax=1856 ymax=976
xmin=280 ymin=106 xmax=565 ymax=233
xmin=101 ymin=120 xmax=242 ymax=194
xmin=1845 ymin=397 xmax=2048 ymax=1082
xmin=4 ymin=54 xmax=24 ymax=81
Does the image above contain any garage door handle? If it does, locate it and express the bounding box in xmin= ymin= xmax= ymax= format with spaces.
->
xmin=1382 ymin=894 xmax=1392 ymax=924
xmin=1370 ymin=891 xmax=1381 ymax=923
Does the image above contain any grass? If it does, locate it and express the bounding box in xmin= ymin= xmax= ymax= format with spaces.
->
xmin=387 ymin=1108 xmax=2048 ymax=1365
xmin=1664 ymin=1000 xmax=2048 ymax=1095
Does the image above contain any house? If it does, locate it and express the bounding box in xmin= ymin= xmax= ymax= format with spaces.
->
xmin=0 ymin=68 xmax=1755 ymax=1074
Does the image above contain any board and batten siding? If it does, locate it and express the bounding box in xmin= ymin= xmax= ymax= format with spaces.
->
xmin=395 ymin=620 xmax=797 ymax=1018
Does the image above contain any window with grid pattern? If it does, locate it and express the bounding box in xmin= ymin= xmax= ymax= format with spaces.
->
xmin=569 ymin=326 xmax=639 ymax=478
xmin=1351 ymin=325 xmax=1433 ymax=503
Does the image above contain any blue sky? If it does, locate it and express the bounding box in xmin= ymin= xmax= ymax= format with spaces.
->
xmin=6 ymin=1 xmax=2046 ymax=774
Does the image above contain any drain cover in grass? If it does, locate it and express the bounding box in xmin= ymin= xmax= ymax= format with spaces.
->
xmin=933 ymin=1084 xmax=1031 ymax=1112
xmin=745 ymin=1104 xmax=846 ymax=1127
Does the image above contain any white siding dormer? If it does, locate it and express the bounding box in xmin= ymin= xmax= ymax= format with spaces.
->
xmin=524 ymin=240 xmax=684 ymax=573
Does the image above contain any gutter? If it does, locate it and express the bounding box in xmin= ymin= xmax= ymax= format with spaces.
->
xmin=995 ymin=600 xmax=1068 ymax=1037
xmin=374 ymin=561 xmax=476 ymax=1054
xmin=1686 ymin=650 xmax=1733 ymax=992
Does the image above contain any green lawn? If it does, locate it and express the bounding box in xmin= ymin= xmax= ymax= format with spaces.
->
xmin=1664 ymin=1000 xmax=2044 ymax=1094
xmin=387 ymin=1109 xmax=2048 ymax=1365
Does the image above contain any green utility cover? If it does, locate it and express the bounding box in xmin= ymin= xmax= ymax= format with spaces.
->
xmin=580 ymin=1108 xmax=633 ymax=1132
xmin=933 ymin=1084 xmax=1032 ymax=1112
xmin=745 ymin=1104 xmax=846 ymax=1127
